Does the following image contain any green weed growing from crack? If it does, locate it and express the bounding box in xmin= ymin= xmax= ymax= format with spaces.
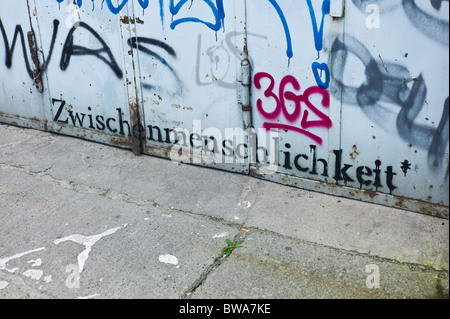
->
xmin=222 ymin=239 xmax=243 ymax=257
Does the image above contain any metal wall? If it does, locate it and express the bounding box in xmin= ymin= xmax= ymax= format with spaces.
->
xmin=1 ymin=0 xmax=448 ymax=217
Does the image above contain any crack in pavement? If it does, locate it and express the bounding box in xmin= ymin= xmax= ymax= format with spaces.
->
xmin=1 ymin=162 xmax=448 ymax=280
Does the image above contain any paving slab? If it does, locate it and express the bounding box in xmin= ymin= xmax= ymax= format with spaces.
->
xmin=0 ymin=123 xmax=448 ymax=299
xmin=191 ymin=230 xmax=448 ymax=299
xmin=0 ymin=162 xmax=239 ymax=299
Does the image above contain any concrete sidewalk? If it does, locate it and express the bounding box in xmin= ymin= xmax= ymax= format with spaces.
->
xmin=0 ymin=123 xmax=448 ymax=299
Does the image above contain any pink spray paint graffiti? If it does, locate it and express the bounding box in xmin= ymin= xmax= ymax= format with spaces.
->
xmin=253 ymin=72 xmax=332 ymax=145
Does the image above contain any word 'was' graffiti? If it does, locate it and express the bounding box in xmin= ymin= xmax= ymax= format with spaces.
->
xmin=0 ymin=18 xmax=181 ymax=94
xmin=254 ymin=72 xmax=332 ymax=145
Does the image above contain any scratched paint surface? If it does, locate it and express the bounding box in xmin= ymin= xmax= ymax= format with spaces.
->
xmin=0 ymin=0 xmax=448 ymax=215
xmin=247 ymin=0 xmax=339 ymax=190
xmin=332 ymin=1 xmax=449 ymax=208
xmin=0 ymin=2 xmax=46 ymax=123
xmin=129 ymin=0 xmax=250 ymax=173
xmin=247 ymin=0 xmax=448 ymax=214
xmin=31 ymin=2 xmax=135 ymax=150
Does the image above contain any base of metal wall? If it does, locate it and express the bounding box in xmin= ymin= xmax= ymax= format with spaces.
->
xmin=250 ymin=165 xmax=449 ymax=219
xmin=2 ymin=117 xmax=448 ymax=219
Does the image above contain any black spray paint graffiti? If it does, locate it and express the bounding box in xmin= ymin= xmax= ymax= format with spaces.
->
xmin=329 ymin=34 xmax=449 ymax=177
xmin=0 ymin=18 xmax=35 ymax=79
xmin=128 ymin=36 xmax=183 ymax=96
xmin=0 ymin=18 xmax=181 ymax=94
xmin=61 ymin=22 xmax=123 ymax=78
xmin=402 ymin=0 xmax=449 ymax=46
xmin=351 ymin=0 xmax=449 ymax=45
xmin=0 ymin=19 xmax=59 ymax=85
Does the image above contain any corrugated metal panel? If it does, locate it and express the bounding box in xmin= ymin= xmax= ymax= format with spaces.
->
xmin=247 ymin=0 xmax=448 ymax=217
xmin=32 ymin=0 xmax=136 ymax=149
xmin=333 ymin=1 xmax=449 ymax=217
xmin=0 ymin=1 xmax=46 ymax=130
xmin=127 ymin=0 xmax=250 ymax=173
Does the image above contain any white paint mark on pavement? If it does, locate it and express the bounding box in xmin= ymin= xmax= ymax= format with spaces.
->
xmin=23 ymin=269 xmax=44 ymax=281
xmin=27 ymin=258 xmax=42 ymax=267
xmin=76 ymin=294 xmax=100 ymax=299
xmin=0 ymin=247 xmax=45 ymax=273
xmin=54 ymin=225 xmax=127 ymax=273
xmin=238 ymin=201 xmax=251 ymax=209
xmin=0 ymin=281 xmax=9 ymax=290
xmin=213 ymin=232 xmax=229 ymax=239
xmin=43 ymin=275 xmax=52 ymax=283
xmin=158 ymin=254 xmax=179 ymax=265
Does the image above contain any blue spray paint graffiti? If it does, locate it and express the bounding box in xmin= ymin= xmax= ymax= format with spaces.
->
xmin=306 ymin=0 xmax=330 ymax=89
xmin=57 ymin=0 xmax=146 ymax=14
xmin=312 ymin=61 xmax=330 ymax=89
xmin=159 ymin=0 xmax=165 ymax=26
xmin=306 ymin=0 xmax=329 ymax=58
xmin=268 ymin=0 xmax=293 ymax=66
xmin=55 ymin=0 xmax=293 ymax=63
xmin=168 ymin=0 xmax=225 ymax=32
xmin=57 ymin=0 xmax=223 ymax=29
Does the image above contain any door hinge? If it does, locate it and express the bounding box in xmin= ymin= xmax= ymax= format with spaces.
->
xmin=238 ymin=59 xmax=252 ymax=130
xmin=330 ymin=0 xmax=345 ymax=18
xmin=27 ymin=30 xmax=43 ymax=92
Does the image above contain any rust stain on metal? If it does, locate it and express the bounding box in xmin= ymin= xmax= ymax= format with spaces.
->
xmin=120 ymin=16 xmax=130 ymax=24
xmin=243 ymin=35 xmax=248 ymax=57
xmin=0 ymin=113 xmax=48 ymax=132
xmin=395 ymin=198 xmax=408 ymax=209
xmin=143 ymin=145 xmax=173 ymax=159
xmin=349 ymin=145 xmax=360 ymax=160
xmin=26 ymin=30 xmax=42 ymax=91
xmin=249 ymin=168 xmax=449 ymax=218
xmin=393 ymin=195 xmax=448 ymax=218
xmin=363 ymin=189 xmax=378 ymax=199
xmin=419 ymin=205 xmax=447 ymax=219
xmin=108 ymin=135 xmax=132 ymax=149
xmin=27 ymin=31 xmax=39 ymax=68
xmin=120 ymin=16 xmax=145 ymax=25
xmin=129 ymin=101 xmax=142 ymax=155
